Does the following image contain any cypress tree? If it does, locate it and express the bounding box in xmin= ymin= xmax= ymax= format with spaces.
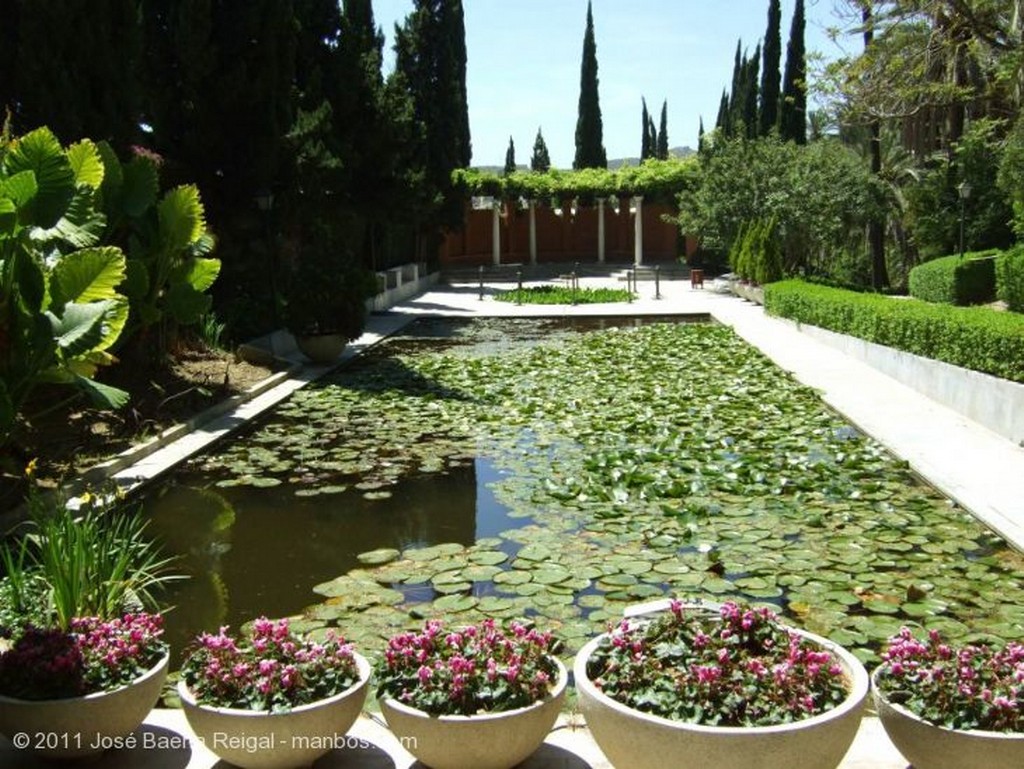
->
xmin=780 ymin=0 xmax=807 ymax=144
xmin=715 ymin=89 xmax=731 ymax=135
xmin=13 ymin=0 xmax=142 ymax=148
xmin=657 ymin=101 xmax=669 ymax=159
xmin=759 ymin=0 xmax=782 ymax=136
xmin=641 ymin=98 xmax=653 ymax=160
xmin=573 ymin=1 xmax=607 ymax=169
xmin=504 ymin=136 xmax=516 ymax=175
xmin=698 ymin=117 xmax=706 ymax=155
xmin=531 ymin=127 xmax=551 ymax=172
xmin=744 ymin=45 xmax=761 ymax=139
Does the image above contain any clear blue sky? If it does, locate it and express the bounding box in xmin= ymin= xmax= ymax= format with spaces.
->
xmin=371 ymin=1 xmax=854 ymax=168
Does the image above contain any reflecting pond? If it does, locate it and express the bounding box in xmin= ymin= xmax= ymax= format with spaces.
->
xmin=145 ymin=316 xmax=1024 ymax=665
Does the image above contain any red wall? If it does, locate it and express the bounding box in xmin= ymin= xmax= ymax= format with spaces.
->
xmin=441 ymin=200 xmax=693 ymax=268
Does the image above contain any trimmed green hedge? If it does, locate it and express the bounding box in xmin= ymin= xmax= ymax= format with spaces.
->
xmin=997 ymin=245 xmax=1024 ymax=312
xmin=764 ymin=280 xmax=1024 ymax=383
xmin=907 ymin=250 xmax=998 ymax=305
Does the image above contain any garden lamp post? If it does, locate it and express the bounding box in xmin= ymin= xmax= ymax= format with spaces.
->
xmin=957 ymin=181 xmax=971 ymax=260
xmin=254 ymin=189 xmax=277 ymax=323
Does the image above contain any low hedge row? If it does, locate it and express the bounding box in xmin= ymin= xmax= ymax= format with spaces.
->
xmin=997 ymin=245 xmax=1024 ymax=312
xmin=764 ymin=280 xmax=1024 ymax=383
xmin=907 ymin=250 xmax=998 ymax=305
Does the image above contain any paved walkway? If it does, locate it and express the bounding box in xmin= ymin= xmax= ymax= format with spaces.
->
xmin=10 ymin=270 xmax=1019 ymax=769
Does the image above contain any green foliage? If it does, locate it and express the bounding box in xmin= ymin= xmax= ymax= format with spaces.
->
xmin=574 ymin=1 xmax=607 ymax=170
xmin=0 ymin=127 xmax=131 ymax=449
xmin=98 ymin=147 xmax=219 ymax=353
xmin=657 ymin=101 xmax=669 ymax=160
xmin=779 ymin=0 xmax=806 ymax=144
xmin=678 ymin=134 xmax=881 ymax=283
xmin=453 ymin=158 xmax=697 ymax=207
xmin=283 ymin=251 xmax=376 ymax=340
xmin=729 ymin=218 xmax=783 ymax=284
xmin=908 ymin=251 xmax=998 ymax=305
xmin=503 ymin=136 xmax=516 ymax=176
xmin=759 ymin=0 xmax=782 ymax=136
xmin=996 ymin=245 xmax=1024 ymax=313
xmin=530 ymin=128 xmax=551 ymax=173
xmin=998 ymin=113 xmax=1024 ymax=238
xmin=765 ymin=280 xmax=1024 ymax=383
xmin=494 ymin=286 xmax=633 ymax=305
xmin=1 ymin=483 xmax=179 ymax=630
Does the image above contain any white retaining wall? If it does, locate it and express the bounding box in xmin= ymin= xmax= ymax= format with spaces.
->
xmin=782 ymin=319 xmax=1024 ymax=446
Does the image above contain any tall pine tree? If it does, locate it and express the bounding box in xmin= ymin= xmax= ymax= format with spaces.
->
xmin=779 ymin=0 xmax=807 ymax=144
xmin=744 ymin=44 xmax=761 ymax=139
xmin=531 ymin=127 xmax=551 ymax=172
xmin=574 ymin=1 xmax=606 ymax=169
xmin=504 ymin=136 xmax=516 ymax=175
xmin=759 ymin=0 xmax=782 ymax=136
xmin=657 ymin=100 xmax=669 ymax=159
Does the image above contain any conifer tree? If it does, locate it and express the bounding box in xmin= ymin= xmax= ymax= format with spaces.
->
xmin=715 ymin=90 xmax=731 ymax=136
xmin=657 ymin=101 xmax=669 ymax=159
xmin=641 ymin=98 xmax=654 ymax=160
xmin=504 ymin=136 xmax=516 ymax=175
xmin=698 ymin=117 xmax=706 ymax=155
xmin=531 ymin=127 xmax=551 ymax=172
xmin=759 ymin=0 xmax=782 ymax=136
xmin=574 ymin=1 xmax=607 ymax=169
xmin=779 ymin=0 xmax=807 ymax=144
xmin=744 ymin=44 xmax=761 ymax=139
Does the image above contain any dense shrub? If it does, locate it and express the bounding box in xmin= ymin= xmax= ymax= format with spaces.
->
xmin=764 ymin=280 xmax=1024 ymax=383
xmin=908 ymin=251 xmax=999 ymax=305
xmin=996 ymin=246 xmax=1024 ymax=313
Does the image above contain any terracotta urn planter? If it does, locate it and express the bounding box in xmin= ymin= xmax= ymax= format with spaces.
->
xmin=0 ymin=651 xmax=169 ymax=760
xmin=378 ymin=656 xmax=567 ymax=769
xmin=295 ymin=333 xmax=347 ymax=363
xmin=872 ymin=667 xmax=1024 ymax=769
xmin=574 ymin=628 xmax=868 ymax=769
xmin=178 ymin=652 xmax=370 ymax=769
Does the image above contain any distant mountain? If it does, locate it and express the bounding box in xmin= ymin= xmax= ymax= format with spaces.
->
xmin=473 ymin=146 xmax=694 ymax=174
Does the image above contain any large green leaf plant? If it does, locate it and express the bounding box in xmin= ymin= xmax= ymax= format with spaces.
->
xmin=96 ymin=144 xmax=219 ymax=352
xmin=0 ymin=126 xmax=130 ymax=449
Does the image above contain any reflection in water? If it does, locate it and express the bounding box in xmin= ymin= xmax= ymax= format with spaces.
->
xmin=145 ymin=458 xmax=503 ymax=661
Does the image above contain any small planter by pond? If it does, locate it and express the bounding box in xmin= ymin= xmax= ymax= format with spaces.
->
xmin=378 ymin=660 xmax=566 ymax=769
xmin=295 ymin=333 xmax=347 ymax=363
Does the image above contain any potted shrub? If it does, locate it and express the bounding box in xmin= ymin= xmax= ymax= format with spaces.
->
xmin=872 ymin=626 xmax=1023 ymax=769
xmin=574 ymin=599 xmax=868 ymax=769
xmin=178 ymin=617 xmax=370 ymax=769
xmin=0 ymin=480 xmax=177 ymax=758
xmin=375 ymin=618 xmax=567 ymax=769
xmin=283 ymin=249 xmax=376 ymax=363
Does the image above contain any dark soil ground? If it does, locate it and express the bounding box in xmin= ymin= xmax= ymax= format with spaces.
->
xmin=1 ymin=343 xmax=277 ymax=512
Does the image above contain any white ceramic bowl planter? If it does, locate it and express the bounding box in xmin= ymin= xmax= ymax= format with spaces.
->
xmin=0 ymin=651 xmax=169 ymax=760
xmin=179 ymin=652 xmax=371 ymax=769
xmin=574 ymin=622 xmax=869 ymax=769
xmin=378 ymin=656 xmax=567 ymax=769
xmin=872 ymin=667 xmax=1024 ymax=769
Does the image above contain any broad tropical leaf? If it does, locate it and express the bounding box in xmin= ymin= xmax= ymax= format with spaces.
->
xmin=121 ymin=156 xmax=159 ymax=218
xmin=66 ymin=140 xmax=105 ymax=188
xmin=72 ymin=374 xmax=129 ymax=410
xmin=158 ymin=185 xmax=205 ymax=252
xmin=13 ymin=250 xmax=45 ymax=313
xmin=50 ymin=247 xmax=126 ymax=306
xmin=46 ymin=301 xmax=111 ymax=358
xmin=0 ymin=169 xmax=38 ymax=208
xmin=94 ymin=298 xmax=128 ymax=353
xmin=97 ymin=142 xmax=123 ymax=203
xmin=173 ymin=256 xmax=221 ymax=293
xmin=3 ymin=127 xmax=75 ymax=228
xmin=36 ymin=187 xmax=107 ymax=249
xmin=123 ymin=258 xmax=150 ymax=302
xmin=0 ymin=197 xmax=16 ymax=235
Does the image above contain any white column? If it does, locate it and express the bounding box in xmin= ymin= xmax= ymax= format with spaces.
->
xmin=529 ymin=200 xmax=537 ymax=265
xmin=597 ymin=199 xmax=606 ymax=264
xmin=633 ymin=196 xmax=644 ymax=266
xmin=492 ymin=202 xmax=501 ymax=266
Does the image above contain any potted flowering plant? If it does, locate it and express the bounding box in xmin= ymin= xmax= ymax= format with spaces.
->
xmin=574 ymin=599 xmax=868 ymax=769
xmin=0 ymin=478 xmax=177 ymax=758
xmin=0 ymin=614 xmax=169 ymax=759
xmin=375 ymin=618 xmax=568 ymax=769
xmin=872 ymin=626 xmax=1024 ymax=769
xmin=177 ymin=617 xmax=370 ymax=769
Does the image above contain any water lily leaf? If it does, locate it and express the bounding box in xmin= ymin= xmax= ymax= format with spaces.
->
xmin=357 ymin=548 xmax=401 ymax=566
xmin=433 ymin=594 xmax=478 ymax=612
xmin=468 ymin=550 xmax=508 ymax=566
